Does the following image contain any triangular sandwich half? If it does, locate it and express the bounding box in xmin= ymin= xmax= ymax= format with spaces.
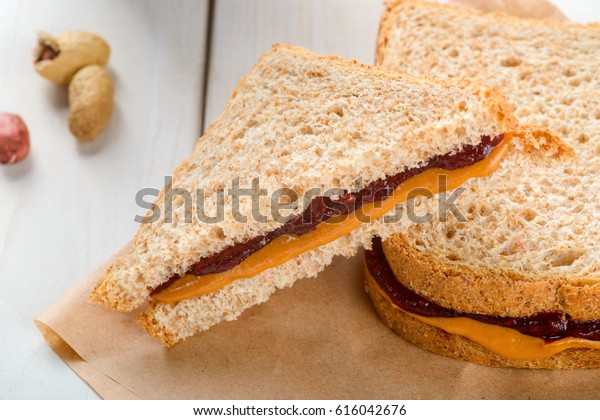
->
xmin=90 ymin=44 xmax=531 ymax=346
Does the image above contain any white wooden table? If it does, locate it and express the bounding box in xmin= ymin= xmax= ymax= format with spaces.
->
xmin=0 ymin=0 xmax=596 ymax=400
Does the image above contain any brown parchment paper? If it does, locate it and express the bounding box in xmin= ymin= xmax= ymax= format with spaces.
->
xmin=35 ymin=0 xmax=599 ymax=400
xmin=35 ymin=244 xmax=600 ymax=400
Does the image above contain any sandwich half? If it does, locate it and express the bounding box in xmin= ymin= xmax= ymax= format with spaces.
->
xmin=91 ymin=44 xmax=527 ymax=346
xmin=369 ymin=0 xmax=600 ymax=368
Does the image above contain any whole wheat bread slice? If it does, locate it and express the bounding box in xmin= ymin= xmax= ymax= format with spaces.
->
xmin=90 ymin=44 xmax=554 ymax=346
xmin=376 ymin=1 xmax=600 ymax=321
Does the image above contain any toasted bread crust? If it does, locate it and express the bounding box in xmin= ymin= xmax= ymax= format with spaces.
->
xmin=136 ymin=307 xmax=178 ymax=347
xmin=365 ymin=267 xmax=600 ymax=369
xmin=383 ymin=234 xmax=600 ymax=321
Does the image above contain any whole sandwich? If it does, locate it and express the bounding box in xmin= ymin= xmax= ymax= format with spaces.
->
xmin=89 ymin=44 xmax=534 ymax=346
xmin=367 ymin=0 xmax=600 ymax=368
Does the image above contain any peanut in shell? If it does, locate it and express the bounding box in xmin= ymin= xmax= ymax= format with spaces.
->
xmin=34 ymin=31 xmax=110 ymax=85
xmin=68 ymin=65 xmax=114 ymax=141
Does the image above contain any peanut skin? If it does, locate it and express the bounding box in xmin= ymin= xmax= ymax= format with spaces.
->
xmin=0 ymin=113 xmax=30 ymax=164
xmin=68 ymin=65 xmax=114 ymax=141
xmin=35 ymin=31 xmax=110 ymax=85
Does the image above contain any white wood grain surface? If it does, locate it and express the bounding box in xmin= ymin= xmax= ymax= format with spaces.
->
xmin=0 ymin=0 xmax=598 ymax=400
xmin=0 ymin=0 xmax=208 ymax=399
xmin=204 ymin=0 xmax=384 ymax=128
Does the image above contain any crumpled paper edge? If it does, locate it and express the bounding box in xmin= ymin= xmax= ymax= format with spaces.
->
xmin=34 ymin=320 xmax=141 ymax=400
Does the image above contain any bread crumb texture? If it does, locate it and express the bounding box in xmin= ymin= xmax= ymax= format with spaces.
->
xmin=378 ymin=1 xmax=600 ymax=319
xmin=91 ymin=44 xmax=516 ymax=312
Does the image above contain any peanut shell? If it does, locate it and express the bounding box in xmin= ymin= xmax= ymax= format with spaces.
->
xmin=68 ymin=65 xmax=114 ymax=141
xmin=34 ymin=31 xmax=110 ymax=85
